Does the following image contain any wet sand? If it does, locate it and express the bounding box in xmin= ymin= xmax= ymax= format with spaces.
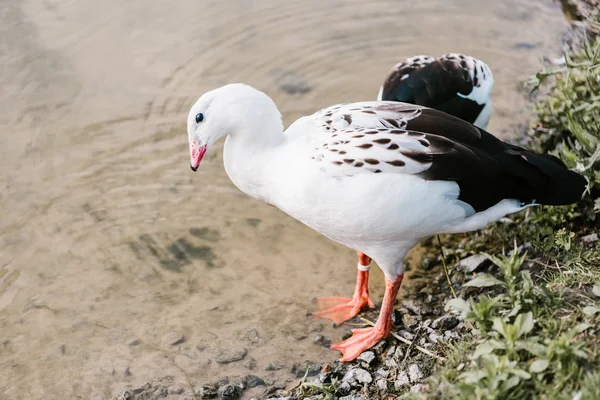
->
xmin=0 ymin=0 xmax=569 ymax=399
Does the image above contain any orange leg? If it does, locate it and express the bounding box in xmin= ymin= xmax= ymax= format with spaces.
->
xmin=311 ymin=252 xmax=374 ymax=325
xmin=331 ymin=274 xmax=404 ymax=362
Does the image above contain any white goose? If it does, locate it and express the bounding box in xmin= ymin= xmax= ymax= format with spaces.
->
xmin=187 ymin=84 xmax=586 ymax=362
xmin=341 ymin=53 xmax=496 ymax=325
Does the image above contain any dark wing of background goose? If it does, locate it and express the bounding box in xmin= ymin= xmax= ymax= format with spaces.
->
xmin=377 ymin=54 xmax=494 ymax=129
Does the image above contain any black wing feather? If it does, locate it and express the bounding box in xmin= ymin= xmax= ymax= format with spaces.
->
xmin=381 ymin=59 xmax=484 ymax=124
xmin=404 ymin=108 xmax=587 ymax=211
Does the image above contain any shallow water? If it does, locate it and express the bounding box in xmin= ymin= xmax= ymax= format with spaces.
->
xmin=0 ymin=0 xmax=569 ymax=398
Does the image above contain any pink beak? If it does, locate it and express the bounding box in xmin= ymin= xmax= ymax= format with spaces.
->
xmin=190 ymin=140 xmax=207 ymax=171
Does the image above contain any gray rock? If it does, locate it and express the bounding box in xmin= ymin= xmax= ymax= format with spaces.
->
xmin=339 ymin=396 xmax=365 ymax=400
xmin=353 ymin=368 xmax=372 ymax=384
xmin=244 ymin=375 xmax=265 ymax=388
xmin=291 ymin=361 xmax=321 ymax=378
xmin=128 ymin=339 xmax=141 ymax=346
xmin=265 ymin=361 xmax=284 ymax=371
xmin=402 ymin=300 xmax=422 ymax=315
xmin=435 ymin=315 xmax=459 ymax=331
xmin=394 ymin=371 xmax=410 ymax=389
xmin=216 ymin=348 xmax=247 ymax=364
xmin=444 ymin=330 xmax=460 ymax=340
xmin=313 ymin=334 xmax=331 ymax=347
xmin=385 ymin=355 xmax=398 ymax=368
xmin=153 ymin=387 xmax=168 ymax=397
xmin=583 ymin=233 xmax=599 ymax=243
xmin=402 ymin=314 xmax=421 ymax=328
xmin=161 ymin=331 xmax=185 ymax=346
xmin=376 ymin=378 xmax=388 ymax=391
xmin=338 ymin=381 xmax=351 ymax=395
xmin=398 ymin=330 xmax=415 ymax=340
xmin=410 ymin=383 xmax=425 ymax=393
xmin=217 ymin=383 xmax=241 ymax=400
xmin=429 ymin=332 xmax=441 ymax=343
xmin=394 ymin=346 xmax=404 ymax=359
xmin=168 ymin=386 xmax=185 ymax=395
xmin=456 ymin=254 xmax=488 ymax=273
xmin=408 ymin=364 xmax=423 ymax=383
xmin=357 ymin=351 xmax=375 ymax=365
xmin=374 ymin=368 xmax=390 ymax=379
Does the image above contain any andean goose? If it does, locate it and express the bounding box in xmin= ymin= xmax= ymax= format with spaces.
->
xmin=323 ymin=53 xmax=495 ymax=326
xmin=187 ymin=84 xmax=586 ymax=361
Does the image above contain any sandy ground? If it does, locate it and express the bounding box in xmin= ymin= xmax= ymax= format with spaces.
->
xmin=0 ymin=0 xmax=569 ymax=398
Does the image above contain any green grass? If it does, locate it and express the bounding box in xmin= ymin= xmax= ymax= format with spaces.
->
xmin=411 ymin=8 xmax=600 ymax=399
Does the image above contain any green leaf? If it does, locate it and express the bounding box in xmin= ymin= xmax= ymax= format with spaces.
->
xmin=530 ymin=359 xmax=550 ymax=373
xmin=492 ymin=318 xmax=507 ymax=338
xmin=592 ymin=284 xmax=600 ymax=298
xmin=445 ymin=298 xmax=470 ymax=314
xmin=583 ymin=306 xmax=600 ymax=316
xmin=463 ymin=273 xmax=506 ymax=288
xmin=509 ymin=368 xmax=532 ymax=380
xmin=504 ymin=376 xmax=521 ymax=391
xmin=574 ymin=323 xmax=592 ymax=334
xmin=515 ymin=312 xmax=535 ymax=338
xmin=458 ymin=370 xmax=487 ymax=384
xmin=474 ymin=340 xmax=505 ymax=358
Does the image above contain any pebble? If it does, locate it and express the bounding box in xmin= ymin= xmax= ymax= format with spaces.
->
xmin=216 ymin=348 xmax=247 ymax=364
xmin=402 ymin=300 xmax=423 ymax=315
xmin=429 ymin=332 xmax=441 ymax=343
xmin=291 ymin=361 xmax=321 ymax=377
xmin=161 ymin=331 xmax=185 ymax=346
xmin=583 ymin=233 xmax=599 ymax=243
xmin=398 ymin=330 xmax=415 ymax=340
xmin=242 ymin=356 xmax=257 ymax=370
xmin=153 ymin=387 xmax=168 ymax=398
xmin=338 ymin=381 xmax=351 ymax=395
xmin=339 ymin=396 xmax=365 ymax=400
xmin=456 ymin=254 xmax=488 ymax=273
xmin=374 ymin=368 xmax=390 ymax=379
xmin=217 ymin=384 xmax=241 ymax=400
xmin=408 ymin=364 xmax=423 ymax=383
xmin=410 ymin=383 xmax=425 ymax=393
xmin=353 ymin=368 xmax=373 ymax=384
xmin=394 ymin=371 xmax=410 ymax=389
xmin=432 ymin=315 xmax=459 ymax=330
xmin=376 ymin=378 xmax=388 ymax=391
xmin=168 ymin=386 xmax=185 ymax=395
xmin=127 ymin=339 xmax=141 ymax=346
xmin=357 ymin=351 xmax=375 ymax=365
xmin=313 ymin=334 xmax=331 ymax=347
xmin=244 ymin=375 xmax=265 ymax=388
xmin=265 ymin=361 xmax=284 ymax=371
xmin=402 ymin=314 xmax=421 ymax=328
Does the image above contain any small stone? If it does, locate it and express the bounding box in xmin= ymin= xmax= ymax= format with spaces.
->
xmin=398 ymin=330 xmax=415 ymax=340
xmin=402 ymin=314 xmax=421 ymax=328
xmin=216 ymin=348 xmax=247 ymax=364
xmin=433 ymin=315 xmax=459 ymax=331
xmin=410 ymin=383 xmax=425 ymax=393
xmin=291 ymin=361 xmax=321 ymax=378
xmin=444 ymin=330 xmax=459 ymax=340
xmin=338 ymin=381 xmax=351 ymax=396
xmin=408 ymin=364 xmax=423 ymax=383
xmin=372 ymin=339 xmax=388 ymax=355
xmin=124 ymin=367 xmax=131 ymax=376
xmin=353 ymin=368 xmax=372 ymax=384
xmin=153 ymin=387 xmax=168 ymax=398
xmin=168 ymin=386 xmax=185 ymax=395
xmin=128 ymin=339 xmax=141 ymax=346
xmin=217 ymin=384 xmax=241 ymax=400
xmin=402 ymin=300 xmax=422 ymax=315
xmin=376 ymin=378 xmax=388 ymax=391
xmin=161 ymin=331 xmax=185 ymax=346
xmin=339 ymin=396 xmax=365 ymax=400
xmin=242 ymin=356 xmax=256 ymax=370
xmin=265 ymin=361 xmax=284 ymax=371
xmin=394 ymin=346 xmax=404 ymax=359
xmin=244 ymin=375 xmax=265 ymax=388
xmin=313 ymin=334 xmax=331 ymax=347
xmin=429 ymin=332 xmax=441 ymax=343
xmin=582 ymin=233 xmax=598 ymax=243
xmin=385 ymin=358 xmax=398 ymax=369
xmin=394 ymin=371 xmax=410 ymax=389
xmin=456 ymin=254 xmax=488 ymax=273
xmin=357 ymin=351 xmax=375 ymax=365
xmin=374 ymin=368 xmax=390 ymax=379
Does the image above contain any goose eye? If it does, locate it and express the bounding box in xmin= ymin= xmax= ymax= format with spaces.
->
xmin=195 ymin=113 xmax=204 ymax=123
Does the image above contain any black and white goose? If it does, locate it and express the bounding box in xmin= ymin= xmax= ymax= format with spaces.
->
xmin=377 ymin=53 xmax=493 ymax=129
xmin=187 ymin=84 xmax=586 ymax=361
xmin=327 ymin=53 xmax=496 ymax=325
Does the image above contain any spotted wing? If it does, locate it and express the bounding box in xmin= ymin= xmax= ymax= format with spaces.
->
xmin=310 ymin=102 xmax=585 ymax=212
